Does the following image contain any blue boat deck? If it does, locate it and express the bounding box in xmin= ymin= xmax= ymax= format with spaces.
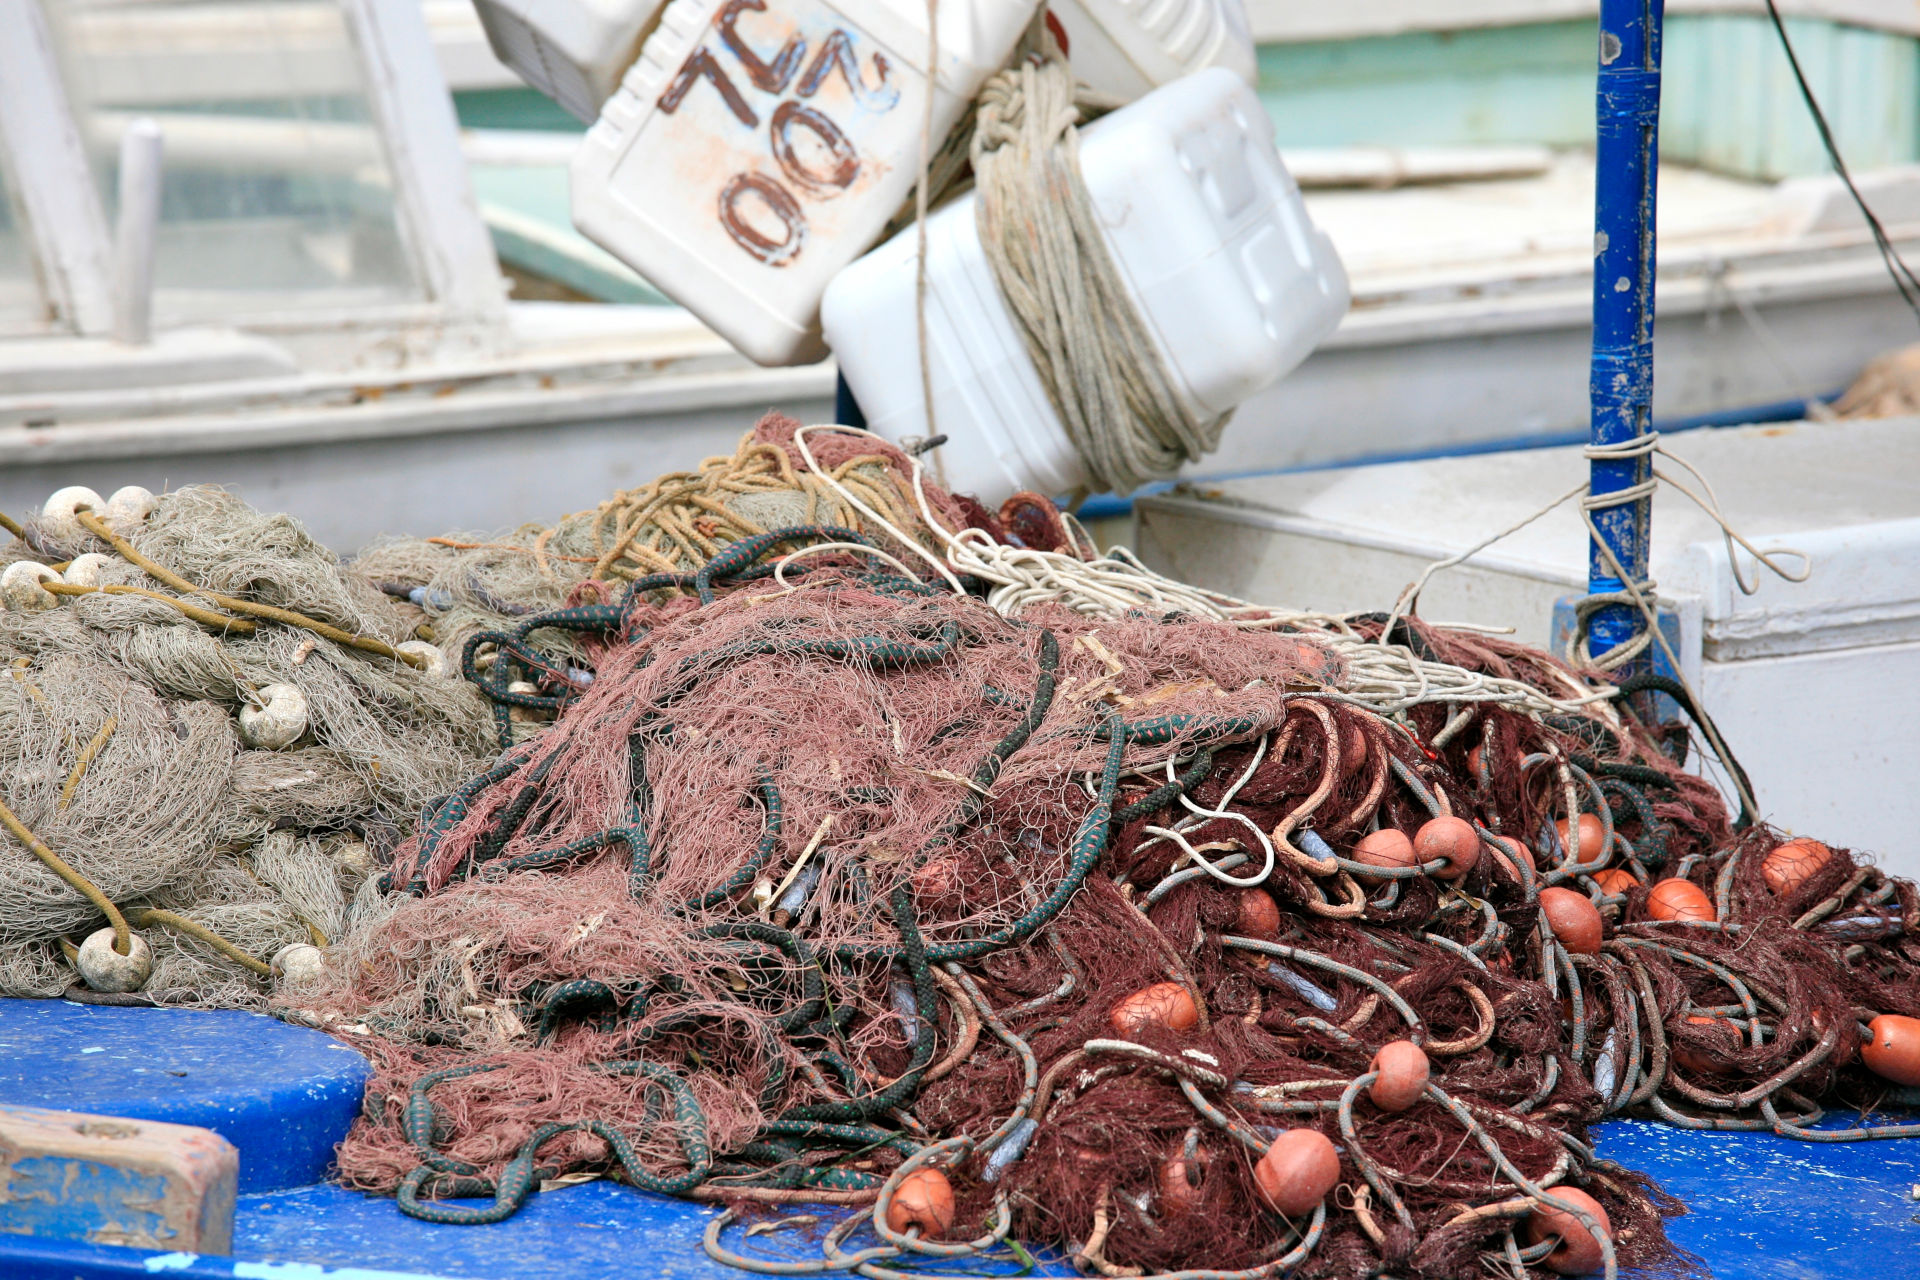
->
xmin=5 ymin=999 xmax=1920 ymax=1280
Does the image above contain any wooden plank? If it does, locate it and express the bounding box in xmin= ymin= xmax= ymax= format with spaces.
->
xmin=0 ymin=1103 xmax=237 ymax=1252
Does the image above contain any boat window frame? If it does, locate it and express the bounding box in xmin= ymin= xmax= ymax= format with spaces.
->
xmin=0 ymin=0 xmax=505 ymax=351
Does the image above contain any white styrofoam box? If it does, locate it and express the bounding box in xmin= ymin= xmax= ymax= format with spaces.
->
xmin=571 ymin=0 xmax=1036 ymax=366
xmin=1048 ymin=0 xmax=1254 ymax=104
xmin=472 ymin=0 xmax=665 ymax=124
xmin=820 ymin=68 xmax=1349 ymax=502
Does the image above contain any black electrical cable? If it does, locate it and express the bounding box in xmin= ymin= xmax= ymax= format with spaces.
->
xmin=1763 ymin=0 xmax=1920 ymax=329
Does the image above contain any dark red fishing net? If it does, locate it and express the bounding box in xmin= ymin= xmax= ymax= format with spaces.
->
xmin=291 ymin=550 xmax=1920 ymax=1280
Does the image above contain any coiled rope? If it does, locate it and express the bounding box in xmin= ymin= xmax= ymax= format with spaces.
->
xmin=971 ymin=49 xmax=1224 ymax=496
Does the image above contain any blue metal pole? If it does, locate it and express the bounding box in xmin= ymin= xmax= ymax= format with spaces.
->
xmin=1587 ymin=0 xmax=1665 ymax=671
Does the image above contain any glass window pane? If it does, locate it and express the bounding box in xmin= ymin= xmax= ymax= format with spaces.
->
xmin=0 ymin=161 xmax=49 ymax=333
xmin=47 ymin=0 xmax=424 ymax=325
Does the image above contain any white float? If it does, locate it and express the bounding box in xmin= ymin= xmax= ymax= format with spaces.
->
xmin=396 ymin=639 xmax=452 ymax=679
xmin=1 ymin=562 xmax=62 ymax=611
xmin=62 ymin=554 xmax=117 ymax=588
xmin=103 ymin=485 xmax=157 ymax=532
xmin=1050 ymin=0 xmax=1255 ymax=104
xmin=571 ymin=0 xmax=1036 ymax=366
xmin=37 ymin=487 xmax=106 ymax=542
xmin=821 ymin=68 xmax=1349 ymax=502
xmin=76 ymin=927 xmax=153 ymax=993
xmin=238 ymin=684 xmax=310 ymax=751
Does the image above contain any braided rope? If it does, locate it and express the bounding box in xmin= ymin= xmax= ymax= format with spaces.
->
xmin=972 ymin=50 xmax=1222 ymax=495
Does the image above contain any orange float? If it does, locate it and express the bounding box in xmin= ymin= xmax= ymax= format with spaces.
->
xmin=1414 ymin=816 xmax=1481 ymax=878
xmin=885 ymin=1168 xmax=957 ymax=1238
xmin=1863 ymin=1014 xmax=1920 ymax=1087
xmin=1646 ymin=878 xmax=1715 ymax=923
xmin=1110 ymin=982 xmax=1200 ymax=1037
xmin=1350 ymin=829 xmax=1418 ymax=880
xmin=1554 ymin=814 xmax=1606 ymax=865
xmin=1538 ymin=887 xmax=1604 ymax=954
xmin=1368 ymin=1040 xmax=1431 ymax=1113
xmin=1524 ymin=1187 xmax=1612 ymax=1275
xmin=1237 ymin=889 xmax=1281 ymax=939
xmin=1762 ymin=838 xmax=1833 ymax=895
xmin=1592 ymin=868 xmax=1639 ymax=897
xmin=1253 ymin=1129 xmax=1340 ymax=1217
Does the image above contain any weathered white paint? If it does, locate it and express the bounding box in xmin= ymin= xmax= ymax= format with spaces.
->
xmin=110 ymin=119 xmax=163 ymax=347
xmin=0 ymin=0 xmax=113 ymax=334
xmin=0 ymin=330 xmax=299 ymax=398
xmin=1135 ymin=415 xmax=1920 ymax=872
xmin=0 ymin=392 xmax=832 ymax=555
xmin=341 ymin=0 xmax=508 ymax=326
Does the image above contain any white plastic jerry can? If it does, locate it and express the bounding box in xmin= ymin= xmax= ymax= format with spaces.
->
xmin=572 ymin=0 xmax=1037 ymax=366
xmin=1048 ymin=0 xmax=1254 ymax=105
xmin=472 ymin=0 xmax=666 ymax=123
xmin=820 ymin=68 xmax=1350 ymax=503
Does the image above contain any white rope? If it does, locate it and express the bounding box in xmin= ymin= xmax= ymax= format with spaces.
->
xmin=787 ymin=425 xmax=1622 ymax=719
xmin=1134 ymin=732 xmax=1276 ymax=888
xmin=1374 ymin=429 xmax=1805 ymax=820
xmin=772 ymin=541 xmax=924 ymax=591
xmin=914 ymin=0 xmax=939 ymax=444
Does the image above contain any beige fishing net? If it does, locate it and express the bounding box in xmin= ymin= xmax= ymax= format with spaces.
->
xmin=0 ymin=486 xmax=494 ymax=1006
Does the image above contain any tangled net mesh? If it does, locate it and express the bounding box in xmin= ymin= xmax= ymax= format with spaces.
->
xmin=345 ymin=416 xmax=994 ymax=663
xmin=0 ymin=486 xmax=493 ymax=1005
xmin=7 ymin=420 xmax=1918 ymax=1280
xmin=274 ymin=432 xmax=1920 ymax=1280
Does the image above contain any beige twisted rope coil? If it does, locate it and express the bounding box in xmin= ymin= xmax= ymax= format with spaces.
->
xmin=970 ymin=53 xmax=1226 ymax=496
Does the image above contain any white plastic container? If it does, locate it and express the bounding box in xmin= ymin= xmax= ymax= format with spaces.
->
xmin=571 ymin=0 xmax=1035 ymax=366
xmin=1048 ymin=0 xmax=1255 ymax=104
xmin=472 ymin=0 xmax=665 ymax=124
xmin=820 ymin=68 xmax=1350 ymax=502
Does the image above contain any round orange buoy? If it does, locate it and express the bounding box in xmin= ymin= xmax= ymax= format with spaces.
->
xmin=1672 ymin=1014 xmax=1740 ymax=1076
xmin=1488 ymin=835 xmax=1535 ymax=879
xmin=1237 ymin=889 xmax=1281 ymax=939
xmin=1350 ymin=829 xmax=1418 ymax=880
xmin=1646 ymin=878 xmax=1715 ymax=923
xmin=1591 ymin=868 xmax=1639 ymax=897
xmin=1414 ymin=816 xmax=1480 ymax=878
xmin=1340 ymin=720 xmax=1369 ymax=777
xmin=1554 ymin=814 xmax=1606 ymax=865
xmin=1368 ymin=1040 xmax=1430 ymax=1113
xmin=1253 ymin=1129 xmax=1340 ymax=1217
xmin=1524 ymin=1187 xmax=1611 ymax=1275
xmin=1863 ymin=1014 xmax=1920 ymax=1087
xmin=1110 ymin=982 xmax=1200 ymax=1037
xmin=1762 ymin=838 xmax=1833 ymax=895
xmin=1158 ymin=1152 xmax=1208 ymax=1213
xmin=885 ymin=1167 xmax=957 ymax=1238
xmin=1538 ymin=887 xmax=1604 ymax=955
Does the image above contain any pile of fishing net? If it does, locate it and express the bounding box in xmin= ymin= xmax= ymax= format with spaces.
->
xmin=281 ymin=437 xmax=1920 ymax=1280
xmin=0 ymin=485 xmax=493 ymax=1006
xmin=344 ymin=415 xmax=1075 ymax=677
